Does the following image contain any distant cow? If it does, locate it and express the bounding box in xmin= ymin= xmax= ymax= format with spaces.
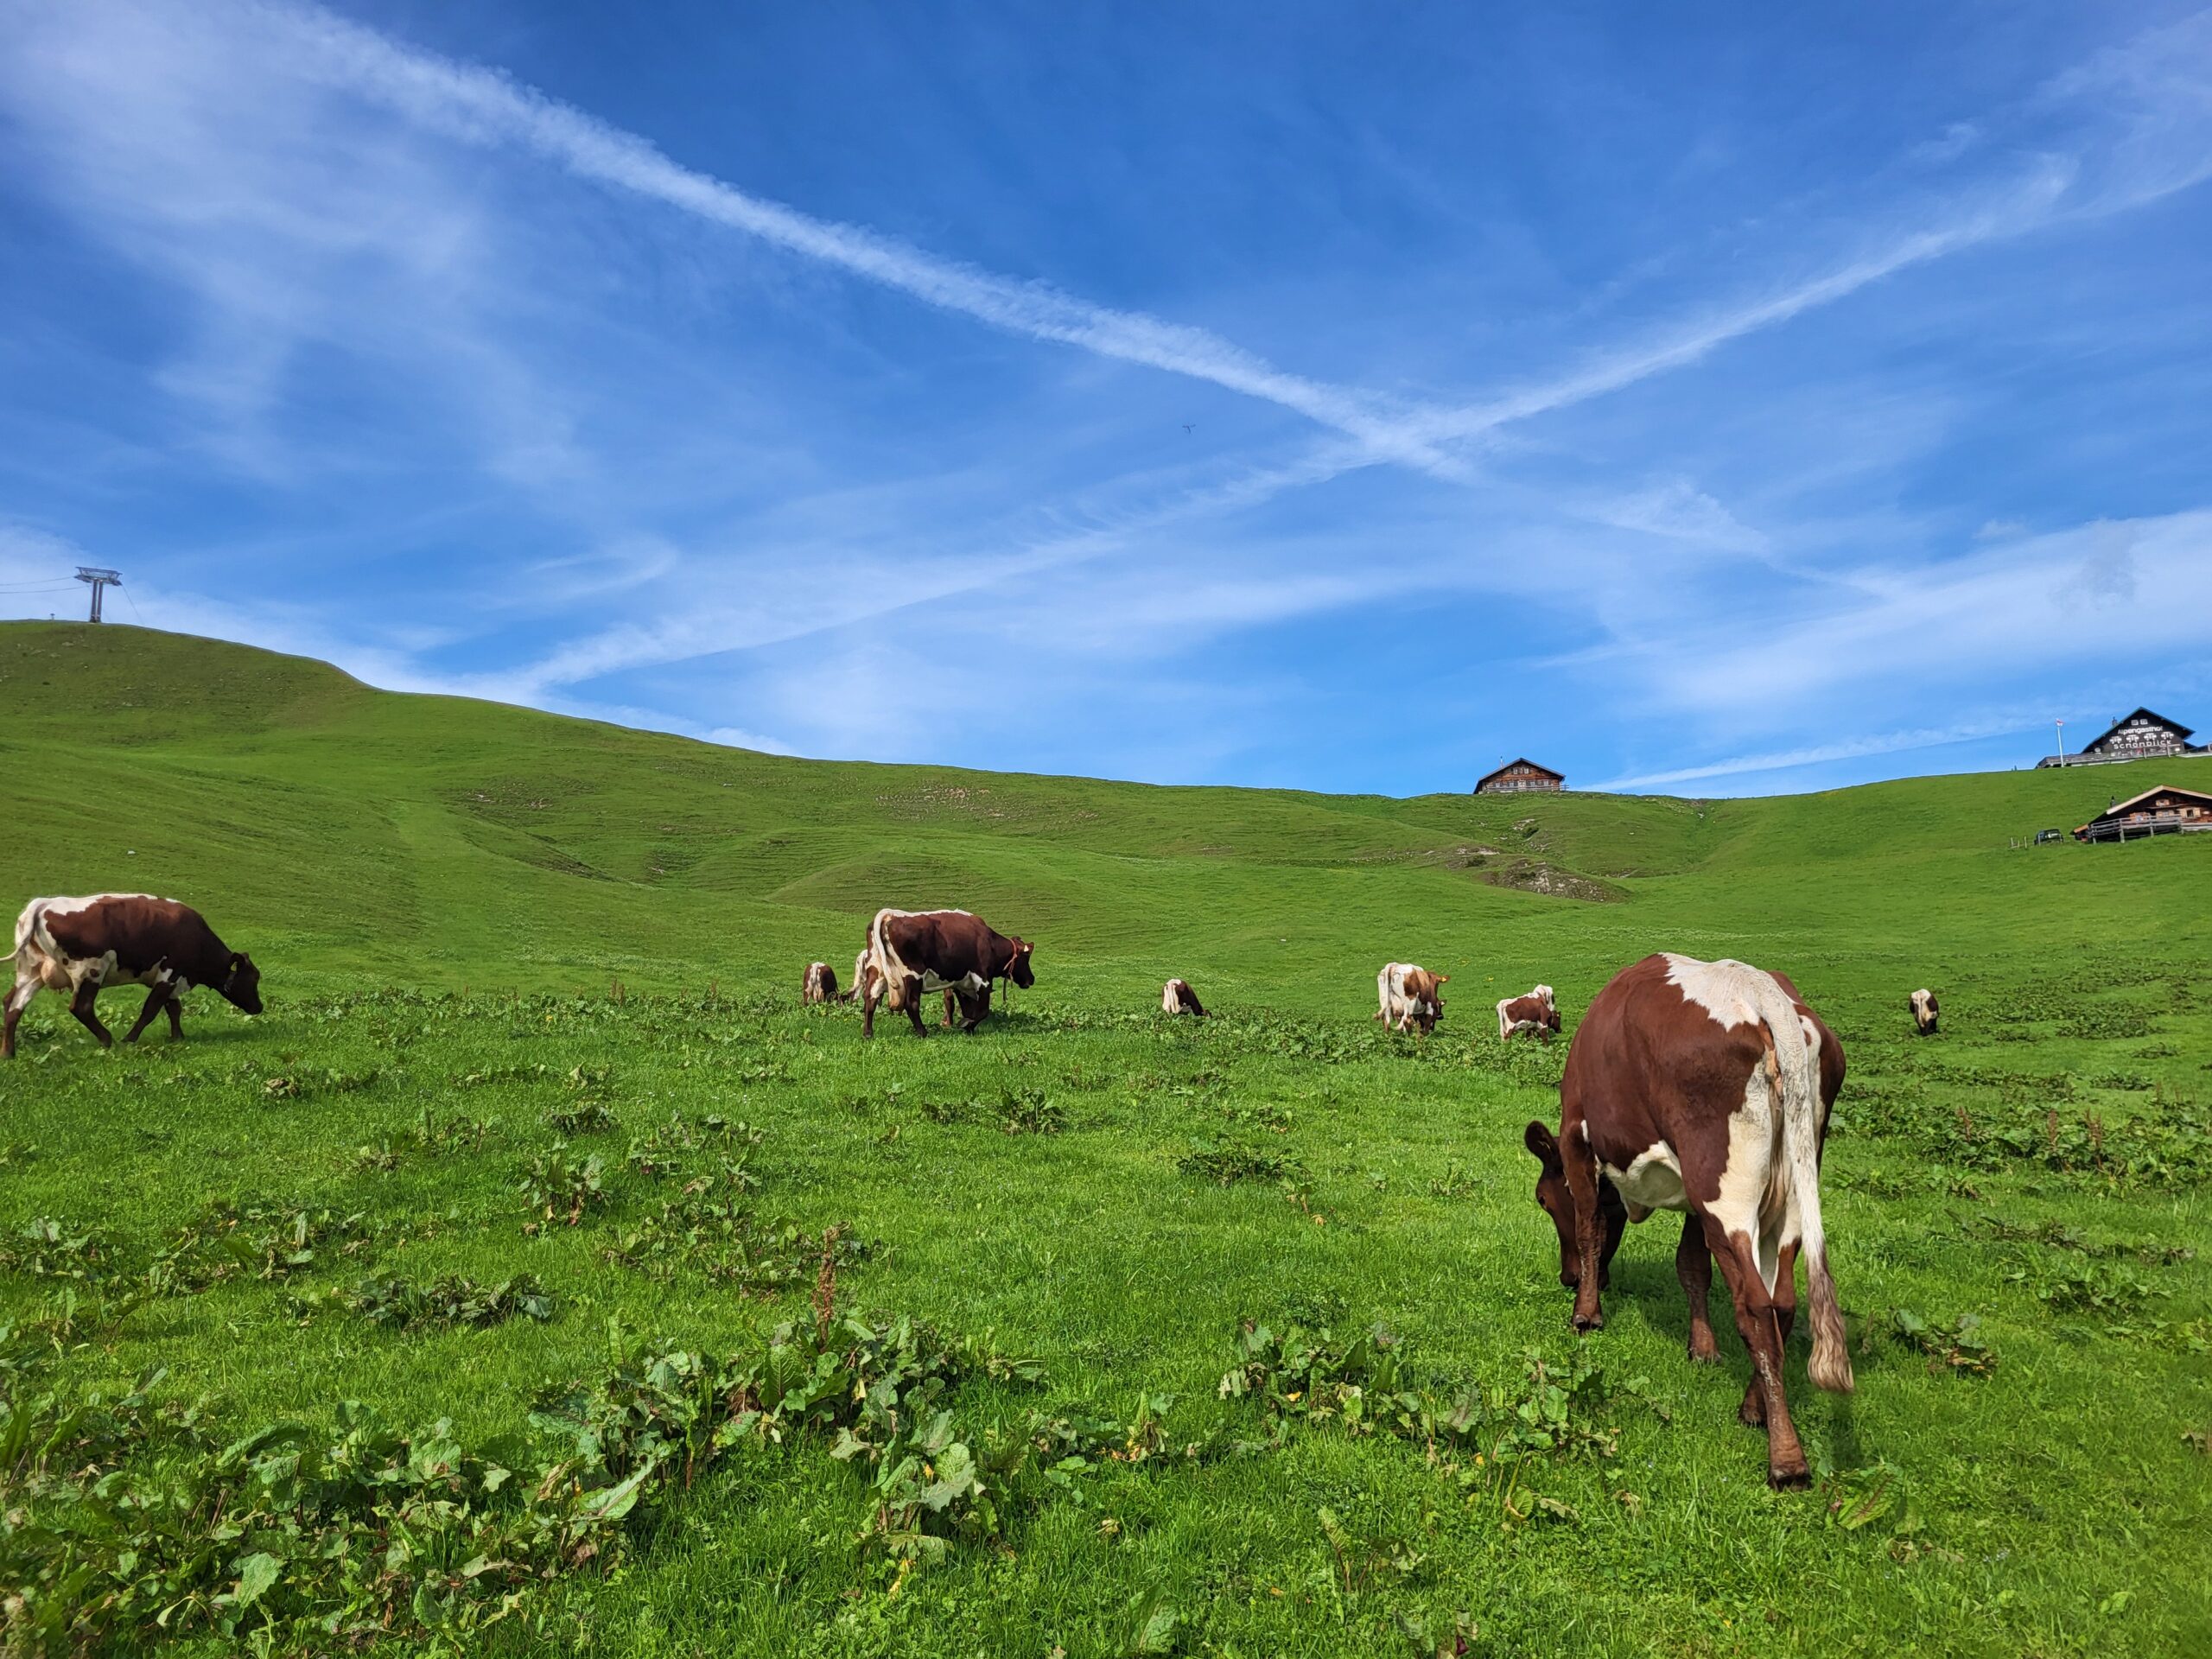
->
xmin=1375 ymin=963 xmax=1446 ymax=1033
xmin=861 ymin=909 xmax=1034 ymax=1039
xmin=1161 ymin=977 xmax=1206 ymax=1017
xmin=1522 ymin=954 xmax=1849 ymax=1487
xmin=1497 ymin=984 xmax=1560 ymax=1041
xmin=1909 ymin=988 xmax=1940 ymax=1035
xmin=802 ymin=962 xmax=840 ymax=1005
xmin=6 ymin=894 xmax=263 ymax=1059
xmin=851 ymin=948 xmax=874 ymax=1004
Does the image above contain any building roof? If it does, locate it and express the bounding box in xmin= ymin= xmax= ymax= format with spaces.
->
xmin=2082 ymin=706 xmax=2194 ymax=752
xmin=1476 ymin=757 xmax=1564 ymax=787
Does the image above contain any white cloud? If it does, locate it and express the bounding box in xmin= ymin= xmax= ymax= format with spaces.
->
xmin=1644 ymin=509 xmax=2212 ymax=716
xmin=1592 ymin=715 xmax=2040 ymax=791
xmin=1581 ymin=479 xmax=1768 ymax=552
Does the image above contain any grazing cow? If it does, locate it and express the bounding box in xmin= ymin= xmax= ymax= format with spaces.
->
xmin=861 ymin=909 xmax=1034 ymax=1039
xmin=1497 ymin=983 xmax=1560 ymax=1041
xmin=1909 ymin=988 xmax=1940 ymax=1035
xmin=6 ymin=894 xmax=262 ymax=1059
xmin=802 ymin=962 xmax=840 ymax=1005
xmin=1522 ymin=953 xmax=1849 ymax=1488
xmin=1161 ymin=977 xmax=1206 ymax=1017
xmin=1375 ymin=963 xmax=1446 ymax=1033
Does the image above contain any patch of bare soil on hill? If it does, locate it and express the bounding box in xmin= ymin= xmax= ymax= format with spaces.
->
xmin=1466 ymin=855 xmax=1626 ymax=903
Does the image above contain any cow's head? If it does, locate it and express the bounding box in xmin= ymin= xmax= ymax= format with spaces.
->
xmin=1523 ymin=1121 xmax=1577 ymax=1286
xmin=1006 ymin=938 xmax=1036 ymax=989
xmin=221 ymin=951 xmax=264 ymax=1015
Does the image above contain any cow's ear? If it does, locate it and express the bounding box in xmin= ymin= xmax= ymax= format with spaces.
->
xmin=1523 ymin=1121 xmax=1560 ymax=1169
xmin=1437 ymin=974 xmax=1450 ymax=984
xmin=230 ymin=951 xmax=248 ymax=970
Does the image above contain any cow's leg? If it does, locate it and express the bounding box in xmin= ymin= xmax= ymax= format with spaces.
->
xmin=2 ymin=973 xmax=40 ymax=1059
xmin=1560 ymin=1123 xmax=1609 ymax=1331
xmin=164 ymin=988 xmax=186 ymax=1039
xmin=123 ymin=976 xmax=176 ymax=1043
xmin=69 ymin=980 xmax=115 ymax=1048
xmin=861 ymin=978 xmax=880 ymax=1039
xmin=1738 ymin=1240 xmax=1800 ymax=1426
xmin=940 ymin=988 xmax=958 ymax=1029
xmin=901 ymin=976 xmax=929 ymax=1037
xmin=1700 ymin=1215 xmax=1808 ymax=1487
xmin=1595 ymin=1182 xmax=1628 ymax=1290
xmin=1676 ymin=1212 xmax=1720 ymax=1363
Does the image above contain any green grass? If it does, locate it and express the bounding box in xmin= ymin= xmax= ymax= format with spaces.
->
xmin=2 ymin=620 xmax=2209 ymax=1657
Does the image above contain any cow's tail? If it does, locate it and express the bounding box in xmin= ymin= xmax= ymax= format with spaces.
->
xmin=1752 ymin=974 xmax=1853 ymax=1394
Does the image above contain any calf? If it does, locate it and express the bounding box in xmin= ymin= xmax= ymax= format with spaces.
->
xmin=6 ymin=894 xmax=263 ymax=1058
xmin=1909 ymin=988 xmax=1939 ymax=1034
xmin=1161 ymin=977 xmax=1206 ymax=1017
xmin=849 ymin=944 xmax=960 ymax=1021
xmin=1375 ymin=963 xmax=1446 ymax=1033
xmin=1497 ymin=983 xmax=1560 ymax=1041
xmin=1522 ymin=953 xmax=1849 ymax=1487
xmin=802 ymin=961 xmax=840 ymax=1005
xmin=861 ymin=908 xmax=1034 ymax=1039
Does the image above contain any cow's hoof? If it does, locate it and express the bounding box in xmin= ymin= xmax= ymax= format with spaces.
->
xmin=1739 ymin=1398 xmax=1768 ymax=1429
xmin=1766 ymin=1460 xmax=1811 ymax=1491
xmin=1570 ymin=1312 xmax=1604 ymax=1334
xmin=1688 ymin=1343 xmax=1721 ymax=1365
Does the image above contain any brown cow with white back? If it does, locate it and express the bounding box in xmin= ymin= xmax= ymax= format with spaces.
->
xmin=1161 ymin=977 xmax=1206 ymax=1017
xmin=1909 ymin=988 xmax=1939 ymax=1034
xmin=6 ymin=894 xmax=262 ymax=1058
xmin=1375 ymin=963 xmax=1446 ymax=1033
xmin=1497 ymin=983 xmax=1560 ymax=1041
xmin=860 ymin=908 xmax=1033 ymax=1038
xmin=1523 ymin=952 xmax=1849 ymax=1488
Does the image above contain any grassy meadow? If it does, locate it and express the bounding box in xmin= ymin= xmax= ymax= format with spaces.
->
xmin=2 ymin=620 xmax=2209 ymax=1657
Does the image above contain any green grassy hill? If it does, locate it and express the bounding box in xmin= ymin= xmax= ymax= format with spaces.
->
xmin=4 ymin=620 xmax=2201 ymax=1008
xmin=3 ymin=621 xmax=2208 ymax=1658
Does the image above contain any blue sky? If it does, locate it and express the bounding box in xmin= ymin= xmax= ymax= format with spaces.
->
xmin=3 ymin=1 xmax=2209 ymax=795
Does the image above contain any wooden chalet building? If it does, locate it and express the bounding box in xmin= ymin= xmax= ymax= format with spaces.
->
xmin=2038 ymin=708 xmax=2205 ymax=768
xmin=2073 ymin=784 xmax=2212 ymax=843
xmin=1476 ymin=758 xmax=1564 ymax=796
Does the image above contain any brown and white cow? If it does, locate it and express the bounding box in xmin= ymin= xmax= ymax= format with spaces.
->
xmin=1522 ymin=952 xmax=1849 ymax=1488
xmin=851 ymin=948 xmax=874 ymax=1005
xmin=861 ymin=909 xmax=1034 ymax=1039
xmin=801 ymin=961 xmax=840 ymax=1006
xmin=1497 ymin=983 xmax=1560 ymax=1041
xmin=1375 ymin=963 xmax=1446 ymax=1033
xmin=1909 ymin=988 xmax=1940 ymax=1035
xmin=1161 ymin=977 xmax=1206 ymax=1017
xmin=5 ymin=894 xmax=263 ymax=1059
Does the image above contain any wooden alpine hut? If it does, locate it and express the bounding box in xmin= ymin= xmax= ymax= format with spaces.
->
xmin=2073 ymin=784 xmax=2212 ymax=843
xmin=1475 ymin=759 xmax=1565 ymax=796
